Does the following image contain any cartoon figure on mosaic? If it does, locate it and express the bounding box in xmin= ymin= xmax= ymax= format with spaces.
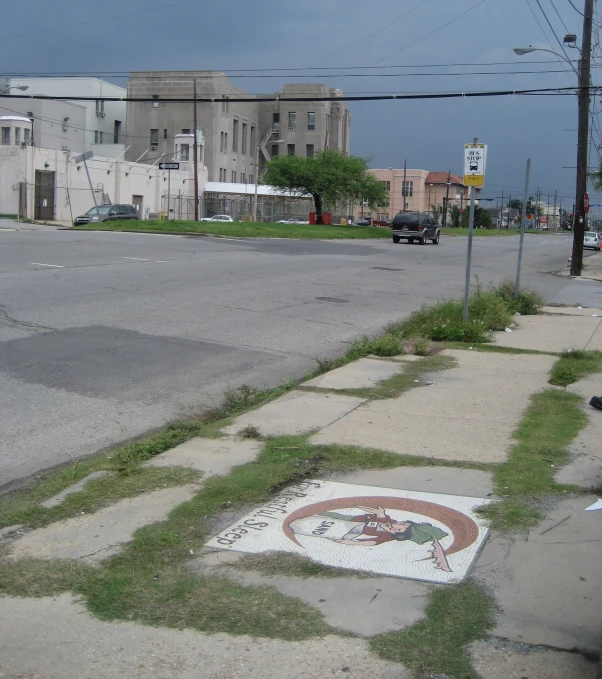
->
xmin=289 ymin=504 xmax=452 ymax=572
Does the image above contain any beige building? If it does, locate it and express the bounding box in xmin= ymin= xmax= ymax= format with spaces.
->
xmin=257 ymin=84 xmax=351 ymax=169
xmin=355 ymin=168 xmax=473 ymax=223
xmin=125 ymin=71 xmax=259 ymax=184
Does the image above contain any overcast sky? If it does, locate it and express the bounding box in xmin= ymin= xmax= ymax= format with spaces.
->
xmin=2 ymin=0 xmax=599 ymax=207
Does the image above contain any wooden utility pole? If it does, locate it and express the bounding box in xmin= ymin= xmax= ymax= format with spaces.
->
xmin=571 ymin=0 xmax=594 ymax=275
xmin=193 ymin=77 xmax=199 ymax=221
xmin=500 ymin=190 xmax=505 ymax=228
xmin=553 ymin=189 xmax=558 ymax=231
xmin=402 ymin=159 xmax=408 ymax=211
xmin=442 ymin=169 xmax=451 ymax=227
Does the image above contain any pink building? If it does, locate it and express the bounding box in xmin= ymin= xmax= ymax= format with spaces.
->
xmin=356 ymin=168 xmax=473 ymax=223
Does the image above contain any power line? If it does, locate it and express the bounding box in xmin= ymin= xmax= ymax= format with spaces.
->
xmin=548 ymin=0 xmax=571 ymax=33
xmin=534 ymin=0 xmax=575 ymax=66
xmin=566 ymin=0 xmax=584 ymax=17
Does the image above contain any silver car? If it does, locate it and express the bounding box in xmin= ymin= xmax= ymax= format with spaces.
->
xmin=584 ymin=231 xmax=601 ymax=250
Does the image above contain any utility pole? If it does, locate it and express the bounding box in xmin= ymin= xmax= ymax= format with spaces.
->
xmin=535 ymin=187 xmax=540 ymax=229
xmin=500 ymin=190 xmax=505 ymax=229
xmin=442 ymin=169 xmax=451 ymax=227
xmin=571 ymin=0 xmax=594 ymax=275
xmin=402 ymin=158 xmax=407 ymax=211
xmin=193 ymin=77 xmax=199 ymax=221
xmin=553 ymin=189 xmax=558 ymax=232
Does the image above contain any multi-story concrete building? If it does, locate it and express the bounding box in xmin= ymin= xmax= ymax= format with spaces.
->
xmin=0 ymin=98 xmax=86 ymax=154
xmin=7 ymin=77 xmax=127 ymax=159
xmin=125 ymin=71 xmax=259 ymax=184
xmin=257 ymin=84 xmax=351 ymax=168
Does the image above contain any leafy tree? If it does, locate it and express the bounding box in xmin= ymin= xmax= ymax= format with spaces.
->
xmin=450 ymin=205 xmax=461 ymax=227
xmin=589 ymin=161 xmax=602 ymax=191
xmin=508 ymin=198 xmax=523 ymax=211
xmin=262 ymin=150 xmax=387 ymax=224
xmin=461 ymin=206 xmax=493 ymax=228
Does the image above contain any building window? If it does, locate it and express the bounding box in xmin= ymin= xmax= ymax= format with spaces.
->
xmin=250 ymin=125 xmax=256 ymax=152
xmin=380 ymin=196 xmax=390 ymax=208
xmin=1 ymin=127 xmax=10 ymax=145
xmin=114 ymin=120 xmax=122 ymax=144
xmin=306 ymin=144 xmax=314 ymax=158
xmin=14 ymin=128 xmax=20 ymax=145
xmin=241 ymin=122 xmax=248 ymax=155
xmin=163 ymin=128 xmax=168 ymax=140
xmin=99 ymin=131 xmax=104 ymax=144
xmin=232 ymin=118 xmax=239 ymax=153
xmin=94 ymin=130 xmax=99 ymax=144
xmin=232 ymin=170 xmax=237 ymax=183
xmin=220 ymin=131 xmax=224 ymax=153
xmin=271 ymin=143 xmax=280 ymax=157
xmin=272 ymin=112 xmax=280 ymax=131
xmin=249 ymin=174 xmax=254 ymax=184
xmin=224 ymin=133 xmax=228 ymax=152
xmin=150 ymin=129 xmax=158 ymax=149
xmin=221 ymin=95 xmax=229 ymax=117
xmin=24 ymin=128 xmax=30 ymax=144
xmin=307 ymin=112 xmax=315 ymax=131
xmin=288 ymin=112 xmax=296 ymax=131
xmin=182 ymin=128 xmax=190 ymax=134
xmin=152 ymin=95 xmax=159 ymax=108
xmin=287 ymin=143 xmax=295 ymax=156
xmin=180 ymin=144 xmax=190 ymax=161
xmin=401 ymin=181 xmax=413 ymax=197
xmin=96 ymin=99 xmax=105 ymax=116
xmin=241 ymin=173 xmax=246 ymax=183
xmin=380 ymin=180 xmax=391 ymax=191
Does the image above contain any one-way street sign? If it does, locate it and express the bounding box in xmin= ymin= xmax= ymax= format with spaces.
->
xmin=159 ymin=162 xmax=180 ymax=170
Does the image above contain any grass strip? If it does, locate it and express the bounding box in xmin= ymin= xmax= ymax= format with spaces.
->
xmin=549 ymin=349 xmax=602 ymax=387
xmin=370 ymin=582 xmax=497 ymax=679
xmin=481 ymin=388 xmax=587 ymax=531
xmin=73 ymin=220 xmax=391 ymax=240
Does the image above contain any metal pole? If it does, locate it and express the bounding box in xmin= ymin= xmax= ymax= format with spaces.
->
xmin=167 ymin=169 xmax=171 ymax=221
xmin=428 ymin=184 xmax=432 ymax=216
xmin=553 ymin=189 xmax=558 ymax=232
xmin=83 ymin=158 xmax=100 ymax=221
xmin=515 ymin=158 xmax=532 ymax=299
xmin=443 ymin=169 xmax=451 ymax=227
xmin=463 ymin=186 xmax=476 ymax=321
xmin=499 ymin=190 xmax=504 ymax=229
xmin=402 ymin=158 xmax=407 ymax=211
xmin=571 ymin=0 xmax=594 ymax=275
xmin=253 ymin=144 xmax=259 ymax=222
xmin=193 ymin=77 xmax=199 ymax=221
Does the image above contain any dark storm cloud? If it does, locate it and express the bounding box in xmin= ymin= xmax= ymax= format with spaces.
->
xmin=2 ymin=0 xmax=589 ymax=200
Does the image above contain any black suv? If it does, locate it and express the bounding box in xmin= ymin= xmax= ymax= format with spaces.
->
xmin=74 ymin=204 xmax=138 ymax=226
xmin=390 ymin=211 xmax=440 ymax=245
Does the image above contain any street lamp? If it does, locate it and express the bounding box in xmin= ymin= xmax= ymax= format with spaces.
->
xmin=253 ymin=137 xmax=284 ymax=223
xmin=513 ymin=46 xmax=578 ymax=74
xmin=0 ymin=85 xmax=29 ymax=95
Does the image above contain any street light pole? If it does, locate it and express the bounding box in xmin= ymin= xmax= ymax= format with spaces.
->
xmin=442 ymin=169 xmax=451 ymax=227
xmin=571 ymin=0 xmax=594 ymax=276
xmin=193 ymin=78 xmax=199 ymax=221
xmin=253 ymin=143 xmax=260 ymax=222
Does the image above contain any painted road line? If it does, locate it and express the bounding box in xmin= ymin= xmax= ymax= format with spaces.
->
xmin=31 ymin=263 xmax=65 ymax=268
xmin=123 ymin=257 xmax=150 ymax=261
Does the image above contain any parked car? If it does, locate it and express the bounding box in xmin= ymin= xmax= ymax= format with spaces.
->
xmin=390 ymin=211 xmax=440 ymax=245
xmin=584 ymin=231 xmax=601 ymax=250
xmin=356 ymin=218 xmax=390 ymax=227
xmin=73 ymin=204 xmax=137 ymax=226
xmin=200 ymin=214 xmax=234 ymax=222
xmin=276 ymin=218 xmax=309 ymax=224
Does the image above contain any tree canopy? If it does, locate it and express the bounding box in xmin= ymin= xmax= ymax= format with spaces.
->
xmin=262 ymin=150 xmax=387 ymax=224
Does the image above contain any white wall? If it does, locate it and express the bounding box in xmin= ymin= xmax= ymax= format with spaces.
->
xmin=0 ymin=145 xmax=205 ymax=224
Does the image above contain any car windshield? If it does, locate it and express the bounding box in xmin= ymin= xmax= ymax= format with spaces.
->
xmin=585 ymin=232 xmax=597 ymax=237
xmin=394 ymin=213 xmax=420 ymax=225
xmin=86 ymin=206 xmax=111 ymax=215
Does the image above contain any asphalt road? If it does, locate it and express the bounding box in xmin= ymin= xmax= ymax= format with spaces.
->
xmin=1 ymin=225 xmax=599 ymax=489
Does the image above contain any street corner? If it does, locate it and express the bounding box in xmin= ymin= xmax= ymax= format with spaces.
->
xmin=204 ymin=480 xmax=491 ymax=585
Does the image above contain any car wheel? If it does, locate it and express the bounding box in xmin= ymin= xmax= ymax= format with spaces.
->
xmin=408 ymin=238 xmax=415 ymax=244
xmin=432 ymin=232 xmax=440 ymax=245
xmin=392 ymin=235 xmax=401 ymax=244
xmin=420 ymin=234 xmax=428 ymax=245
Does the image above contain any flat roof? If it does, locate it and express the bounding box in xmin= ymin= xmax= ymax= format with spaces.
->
xmin=205 ymin=181 xmax=310 ymax=198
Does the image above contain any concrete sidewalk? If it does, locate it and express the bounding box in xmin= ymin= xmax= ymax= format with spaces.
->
xmin=1 ymin=307 xmax=601 ymax=678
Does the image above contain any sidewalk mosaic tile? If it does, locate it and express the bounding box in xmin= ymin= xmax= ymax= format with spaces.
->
xmin=205 ymin=480 xmax=491 ymax=584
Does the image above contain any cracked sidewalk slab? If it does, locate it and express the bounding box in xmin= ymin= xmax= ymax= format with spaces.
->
xmin=190 ymin=550 xmax=433 ymax=637
xmin=474 ymin=495 xmax=602 ymax=653
xmin=0 ymin=594 xmax=407 ymax=678
xmin=302 ymin=357 xmax=403 ymax=390
xmin=494 ymin=315 xmax=602 ymax=352
xmin=41 ymin=471 xmax=110 ymax=509
xmin=7 ymin=484 xmax=199 ymax=565
xmin=469 ymin=639 xmax=597 ymax=679
xmin=311 ymin=350 xmax=555 ymax=463
xmin=222 ymin=390 xmax=366 ymax=437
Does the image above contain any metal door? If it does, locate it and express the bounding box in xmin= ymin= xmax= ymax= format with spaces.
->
xmin=34 ymin=170 xmax=55 ymax=220
xmin=132 ymin=195 xmax=143 ymax=219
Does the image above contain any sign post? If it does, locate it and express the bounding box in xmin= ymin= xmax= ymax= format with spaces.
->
xmin=514 ymin=158 xmax=532 ymax=300
xmin=74 ymin=151 xmax=99 ymax=222
xmin=463 ymin=140 xmax=487 ymax=321
xmin=159 ymin=163 xmax=180 ymax=221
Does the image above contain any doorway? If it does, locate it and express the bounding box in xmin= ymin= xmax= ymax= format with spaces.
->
xmin=132 ymin=195 xmax=143 ymax=219
xmin=34 ymin=170 xmax=55 ymax=221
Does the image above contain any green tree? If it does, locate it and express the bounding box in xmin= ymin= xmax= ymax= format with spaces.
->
xmin=589 ymin=161 xmax=602 ymax=191
xmin=450 ymin=205 xmax=461 ymax=227
xmin=262 ymin=150 xmax=387 ymax=224
xmin=508 ymin=198 xmax=523 ymax=211
xmin=461 ymin=206 xmax=493 ymax=228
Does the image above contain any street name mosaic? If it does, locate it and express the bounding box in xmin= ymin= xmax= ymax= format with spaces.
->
xmin=205 ymin=481 xmax=491 ymax=584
